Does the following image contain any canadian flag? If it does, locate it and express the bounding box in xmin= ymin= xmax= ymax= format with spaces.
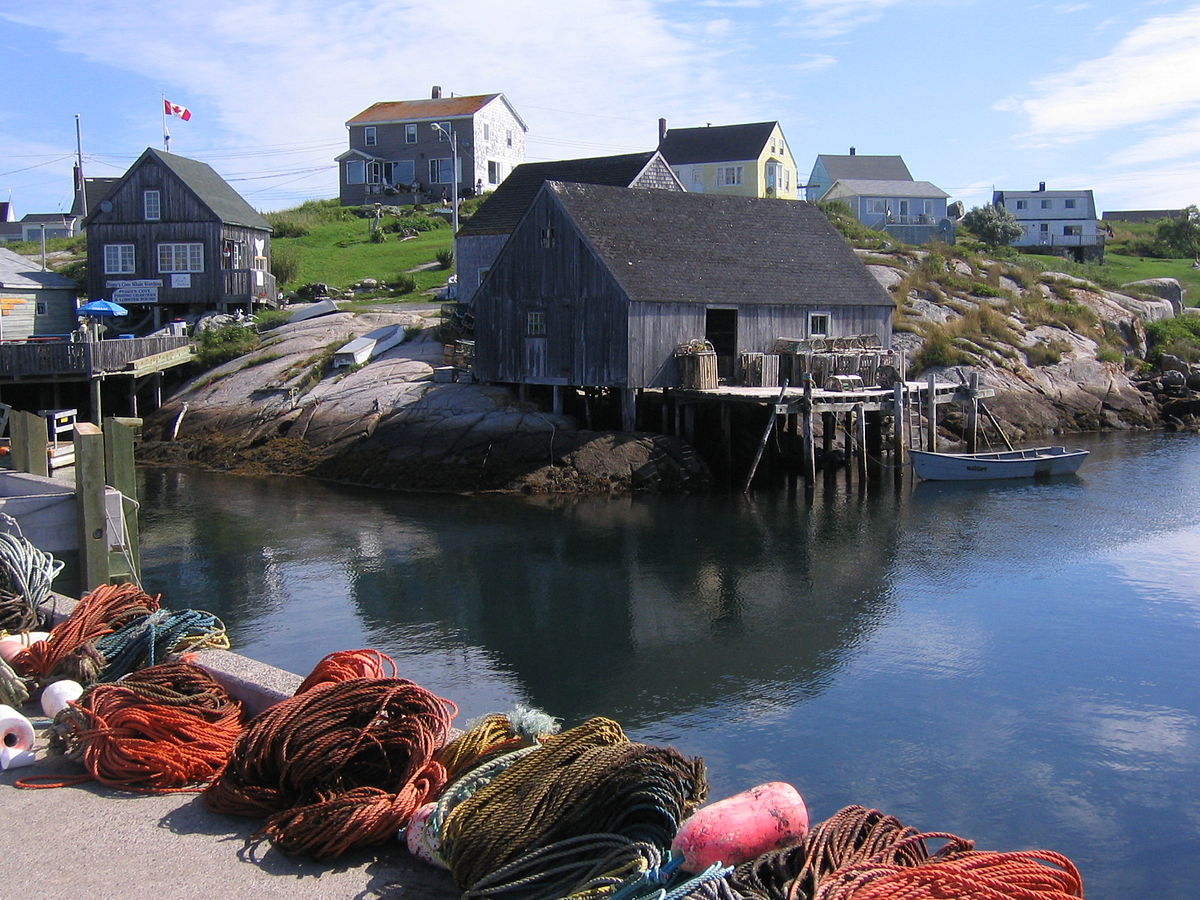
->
xmin=164 ymin=99 xmax=192 ymax=121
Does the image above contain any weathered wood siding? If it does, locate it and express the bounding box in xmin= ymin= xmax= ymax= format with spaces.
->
xmin=629 ymin=302 xmax=892 ymax=388
xmin=0 ymin=288 xmax=77 ymax=339
xmin=456 ymin=233 xmax=508 ymax=303
xmin=474 ymin=192 xmax=627 ymax=386
xmin=631 ymin=156 xmax=681 ymax=190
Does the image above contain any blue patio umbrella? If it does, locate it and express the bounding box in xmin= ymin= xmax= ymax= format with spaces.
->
xmin=77 ymin=299 xmax=129 ymax=317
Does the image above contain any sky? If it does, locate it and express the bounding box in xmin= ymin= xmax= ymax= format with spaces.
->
xmin=2 ymin=0 xmax=1199 ymax=220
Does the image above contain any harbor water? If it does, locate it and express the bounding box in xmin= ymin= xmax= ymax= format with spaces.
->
xmin=137 ymin=431 xmax=1200 ymax=898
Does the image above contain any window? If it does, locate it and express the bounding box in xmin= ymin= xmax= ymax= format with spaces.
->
xmin=221 ymin=239 xmax=246 ymax=269
xmin=897 ymin=199 xmax=909 ymax=216
xmin=1039 ymin=223 xmax=1050 ymax=233
xmin=527 ymin=311 xmax=546 ymax=336
xmin=540 ymin=227 xmax=556 ymax=248
xmin=366 ymin=161 xmax=382 ymax=184
xmin=716 ymin=166 xmax=743 ymax=186
xmin=1063 ymin=225 xmax=1082 ymax=236
xmin=478 ymin=267 xmax=490 ymax=287
xmin=483 ymin=123 xmax=490 ymax=141
xmin=1065 ymin=198 xmax=1076 ymax=209
xmin=104 ymin=244 xmax=135 ymax=274
xmin=36 ymin=301 xmax=47 ymax=316
xmin=1015 ymin=200 xmax=1027 ymax=210
xmin=364 ymin=126 xmax=377 ymax=147
xmin=693 ymin=169 xmax=703 ymax=185
xmin=143 ymin=190 xmax=160 ymax=221
xmin=923 ymin=200 xmax=933 ymax=215
xmin=387 ymin=160 xmax=415 ymax=186
xmin=506 ymin=129 xmax=513 ymax=148
xmin=808 ymin=312 xmax=830 ymax=338
xmin=158 ymin=242 xmax=203 ymax=273
xmin=1041 ymin=199 xmax=1051 ymax=209
xmin=866 ymin=199 xmax=887 ymax=215
xmin=437 ymin=122 xmax=451 ymax=141
xmin=405 ymin=124 xmax=417 ymax=143
xmin=429 ymin=158 xmax=457 ymax=184
xmin=488 ymin=160 xmax=503 ymax=184
xmin=345 ymin=160 xmax=365 ymax=184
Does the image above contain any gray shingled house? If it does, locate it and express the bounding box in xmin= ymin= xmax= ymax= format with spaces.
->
xmin=455 ymin=151 xmax=683 ymax=303
xmin=84 ymin=148 xmax=274 ymax=329
xmin=473 ymin=182 xmax=894 ymax=428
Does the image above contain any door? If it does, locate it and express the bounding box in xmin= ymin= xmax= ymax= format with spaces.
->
xmin=705 ymin=308 xmax=738 ymax=380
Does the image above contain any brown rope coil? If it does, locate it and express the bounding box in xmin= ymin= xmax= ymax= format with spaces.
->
xmin=203 ymin=676 xmax=457 ymax=860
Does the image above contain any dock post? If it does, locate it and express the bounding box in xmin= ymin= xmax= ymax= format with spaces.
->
xmin=720 ymin=402 xmax=733 ymax=484
xmin=75 ymin=422 xmax=110 ymax=590
xmin=802 ymin=375 xmax=816 ymax=485
xmin=822 ymin=412 xmax=834 ymax=459
xmin=967 ymin=372 xmax=979 ymax=453
xmin=892 ymin=382 xmax=905 ymax=482
xmin=925 ymin=372 xmax=937 ymax=452
xmin=11 ymin=410 xmax=49 ymax=477
xmin=552 ymin=385 xmax=564 ymax=416
xmin=620 ymin=389 xmax=636 ymax=432
xmin=104 ymin=417 xmax=141 ymax=583
xmin=843 ymin=412 xmax=853 ymax=471
xmin=855 ymin=403 xmax=868 ymax=482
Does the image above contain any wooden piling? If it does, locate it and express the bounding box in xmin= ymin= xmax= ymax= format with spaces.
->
xmin=925 ymin=371 xmax=937 ymax=452
xmin=11 ymin=410 xmax=48 ymax=477
xmin=75 ymin=422 xmax=109 ymax=590
xmin=855 ymin=403 xmax=868 ymax=482
xmin=802 ymin=375 xmax=816 ymax=485
xmin=104 ymin=417 xmax=141 ymax=582
xmin=892 ymin=383 xmax=905 ymax=482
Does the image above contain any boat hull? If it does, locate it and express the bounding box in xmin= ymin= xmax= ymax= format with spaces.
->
xmin=911 ymin=447 xmax=1088 ymax=481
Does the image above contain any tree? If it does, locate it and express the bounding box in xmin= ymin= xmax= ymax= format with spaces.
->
xmin=962 ymin=204 xmax=1024 ymax=248
xmin=1155 ymin=205 xmax=1200 ymax=258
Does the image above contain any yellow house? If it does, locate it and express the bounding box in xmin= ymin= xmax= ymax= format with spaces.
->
xmin=657 ymin=121 xmax=798 ymax=199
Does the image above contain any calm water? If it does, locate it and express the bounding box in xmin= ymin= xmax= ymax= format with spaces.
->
xmin=136 ymin=432 xmax=1200 ymax=898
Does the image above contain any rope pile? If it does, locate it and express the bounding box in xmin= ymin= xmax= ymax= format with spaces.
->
xmin=204 ymin=676 xmax=457 ymax=860
xmin=0 ymin=654 xmax=28 ymax=706
xmin=95 ymin=608 xmax=229 ymax=682
xmin=0 ymin=530 xmax=63 ymax=634
xmin=21 ymin=661 xmax=243 ymax=793
xmin=11 ymin=582 xmax=159 ymax=685
xmin=436 ymin=704 xmax=560 ymax=784
xmin=441 ymin=716 xmax=708 ymax=892
xmin=294 ymin=648 xmax=397 ymax=694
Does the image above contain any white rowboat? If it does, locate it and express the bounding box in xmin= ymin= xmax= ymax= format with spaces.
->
xmin=910 ymin=446 xmax=1089 ymax=481
xmin=332 ymin=323 xmax=407 ymax=369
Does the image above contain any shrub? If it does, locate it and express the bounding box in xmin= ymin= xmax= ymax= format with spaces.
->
xmin=435 ymin=248 xmax=454 ymax=269
xmin=389 ymin=273 xmax=417 ymax=294
xmin=56 ymin=258 xmax=87 ymax=289
xmin=909 ymin=324 xmax=975 ymax=373
xmin=254 ymin=309 xmax=293 ymax=331
xmin=270 ymin=244 xmax=301 ymax=286
xmin=194 ymin=323 xmax=259 ymax=368
xmin=1024 ymin=341 xmax=1070 ymax=367
xmin=1146 ymin=316 xmax=1200 ymax=365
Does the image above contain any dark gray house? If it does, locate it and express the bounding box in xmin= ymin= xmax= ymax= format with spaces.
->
xmin=455 ymin=151 xmax=683 ymax=302
xmin=84 ymin=148 xmax=274 ymax=329
xmin=473 ymin=183 xmax=895 ymax=428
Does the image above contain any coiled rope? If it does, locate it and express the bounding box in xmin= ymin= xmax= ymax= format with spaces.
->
xmin=436 ymin=704 xmax=560 ymax=785
xmin=0 ymin=528 xmax=64 ymax=633
xmin=11 ymin=583 xmax=159 ymax=684
xmin=203 ymin=676 xmax=457 ymax=860
xmin=294 ymin=648 xmax=397 ymax=694
xmin=811 ymin=847 xmax=1083 ymax=900
xmin=94 ymin=607 xmax=230 ymax=682
xmin=443 ymin=716 xmax=708 ymax=891
xmin=0 ymin=654 xmax=28 ymax=706
xmin=730 ymin=805 xmax=937 ymax=900
xmin=18 ymin=661 xmax=243 ymax=793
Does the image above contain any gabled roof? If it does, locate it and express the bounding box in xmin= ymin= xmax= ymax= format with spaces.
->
xmin=543 ymin=182 xmax=893 ymax=308
xmin=826 ymin=179 xmax=948 ymax=199
xmin=19 ymin=212 xmax=74 ymax=224
xmin=70 ymin=177 xmax=121 ymax=218
xmin=346 ymin=93 xmax=527 ymax=131
xmin=658 ymin=122 xmax=780 ymax=165
xmin=0 ymin=201 xmax=13 ymax=223
xmin=86 ymin=149 xmax=271 ymax=231
xmin=815 ymin=154 xmax=912 ymax=182
xmin=458 ymin=151 xmax=677 ymax=237
xmin=0 ymin=246 xmax=78 ymax=290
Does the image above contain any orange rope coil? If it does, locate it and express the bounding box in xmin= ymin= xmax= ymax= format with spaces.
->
xmin=294 ymin=648 xmax=397 ymax=695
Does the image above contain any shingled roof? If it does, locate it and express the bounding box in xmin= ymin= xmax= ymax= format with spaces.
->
xmin=545 ymin=182 xmax=893 ymax=308
xmin=346 ymin=93 xmax=526 ymax=130
xmin=458 ymin=152 xmax=666 ymax=237
xmin=86 ymin=149 xmax=271 ymax=231
xmin=815 ymin=154 xmax=912 ymax=182
xmin=658 ymin=122 xmax=778 ymax=165
xmin=827 ymin=179 xmax=948 ymax=199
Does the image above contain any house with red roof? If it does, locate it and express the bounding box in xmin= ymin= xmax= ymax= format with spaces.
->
xmin=337 ymin=86 xmax=527 ymax=207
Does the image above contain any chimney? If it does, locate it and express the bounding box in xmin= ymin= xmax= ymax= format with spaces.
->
xmin=432 ymin=85 xmax=442 ymax=99
xmin=658 ymin=118 xmax=667 ymax=143
xmin=849 ymin=146 xmax=856 ymax=156
xmin=1038 ymin=181 xmax=1046 ymax=192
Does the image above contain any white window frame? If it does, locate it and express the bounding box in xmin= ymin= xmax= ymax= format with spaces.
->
xmin=487 ymin=160 xmax=502 ymax=184
xmin=345 ymin=160 xmax=365 ymax=184
xmin=1065 ymin=198 xmax=1077 ymax=209
xmin=866 ymin=199 xmax=887 ymax=215
xmin=897 ymin=199 xmax=910 ymax=216
xmin=364 ymin=126 xmax=377 ymax=147
xmin=716 ymin=165 xmax=743 ymax=187
xmin=506 ymin=129 xmax=513 ymax=148
xmin=104 ymin=244 xmax=135 ymax=274
xmin=404 ymin=124 xmax=417 ymax=144
xmin=808 ymin=311 xmax=831 ymax=338
xmin=482 ymin=122 xmax=490 ymax=141
xmin=36 ymin=301 xmax=47 ymax=316
xmin=436 ymin=121 xmax=451 ymax=142
xmin=1041 ymin=198 xmax=1051 ymax=209
xmin=143 ymin=190 xmax=160 ymax=221
xmin=429 ymin=158 xmax=460 ymax=184
xmin=1063 ymin=225 xmax=1082 ymax=236
xmin=1015 ymin=199 xmax=1027 ymax=210
xmin=158 ymin=242 xmax=204 ymax=274
xmin=366 ymin=161 xmax=382 ymax=184
xmin=527 ymin=310 xmax=546 ymax=336
xmin=388 ymin=160 xmax=415 ymax=186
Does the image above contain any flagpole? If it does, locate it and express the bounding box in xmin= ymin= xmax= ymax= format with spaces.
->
xmin=162 ymin=93 xmax=168 ymax=151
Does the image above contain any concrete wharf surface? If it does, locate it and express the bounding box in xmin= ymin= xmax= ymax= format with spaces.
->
xmin=0 ymin=605 xmax=459 ymax=899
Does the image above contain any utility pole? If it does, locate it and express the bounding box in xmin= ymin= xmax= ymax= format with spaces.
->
xmin=75 ymin=114 xmax=87 ymax=221
xmin=431 ymin=122 xmax=459 ymax=236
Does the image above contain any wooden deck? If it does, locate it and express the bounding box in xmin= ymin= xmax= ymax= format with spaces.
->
xmin=673 ymin=379 xmax=992 ymax=414
xmin=0 ymin=336 xmax=193 ymax=382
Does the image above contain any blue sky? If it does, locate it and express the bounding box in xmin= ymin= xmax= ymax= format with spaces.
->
xmin=2 ymin=0 xmax=1198 ymax=220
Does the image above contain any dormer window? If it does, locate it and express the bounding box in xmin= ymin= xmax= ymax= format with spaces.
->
xmin=143 ymin=190 xmax=160 ymax=221
xmin=365 ymin=126 xmax=377 ymax=147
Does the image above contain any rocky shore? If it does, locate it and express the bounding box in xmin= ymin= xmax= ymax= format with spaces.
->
xmin=140 ymin=262 xmax=1193 ymax=493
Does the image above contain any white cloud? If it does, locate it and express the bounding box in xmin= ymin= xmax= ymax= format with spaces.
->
xmin=1004 ymin=5 xmax=1200 ymax=146
xmin=1108 ymin=113 xmax=1200 ymax=166
xmin=784 ymin=0 xmax=907 ymax=38
xmin=1054 ymin=3 xmax=1089 ymax=12
xmin=789 ymin=53 xmax=838 ymax=72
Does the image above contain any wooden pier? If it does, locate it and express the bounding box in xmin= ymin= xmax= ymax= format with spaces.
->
xmin=667 ymin=372 xmax=995 ymax=490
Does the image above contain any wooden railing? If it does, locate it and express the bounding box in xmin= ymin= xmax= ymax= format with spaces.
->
xmin=222 ymin=268 xmax=277 ymax=302
xmin=0 ymin=336 xmax=192 ymax=379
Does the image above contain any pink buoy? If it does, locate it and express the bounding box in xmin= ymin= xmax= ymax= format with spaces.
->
xmin=0 ymin=632 xmax=50 ymax=664
xmin=671 ymin=781 xmax=808 ymax=873
xmin=404 ymin=801 xmax=449 ymax=869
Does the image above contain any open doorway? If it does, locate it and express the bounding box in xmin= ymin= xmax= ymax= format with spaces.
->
xmin=705 ymin=308 xmax=738 ymax=380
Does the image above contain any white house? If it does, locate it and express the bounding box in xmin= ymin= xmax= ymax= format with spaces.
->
xmin=993 ymin=183 xmax=1103 ymax=262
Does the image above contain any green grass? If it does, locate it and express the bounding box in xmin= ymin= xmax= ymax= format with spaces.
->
xmin=270 ymin=205 xmax=454 ymax=297
xmin=1015 ymin=251 xmax=1200 ymax=303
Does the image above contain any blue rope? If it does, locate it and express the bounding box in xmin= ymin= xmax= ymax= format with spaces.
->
xmin=94 ymin=607 xmax=227 ymax=681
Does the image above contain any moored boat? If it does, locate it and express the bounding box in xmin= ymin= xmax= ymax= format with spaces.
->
xmin=910 ymin=446 xmax=1089 ymax=481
